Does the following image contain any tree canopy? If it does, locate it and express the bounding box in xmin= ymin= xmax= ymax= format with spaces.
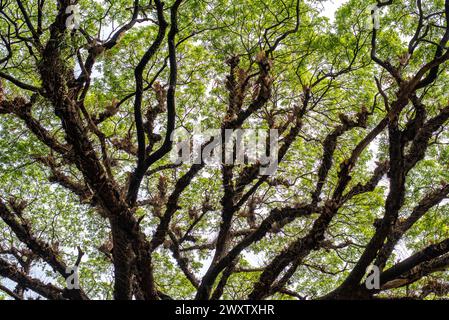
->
xmin=1 ymin=0 xmax=449 ymax=300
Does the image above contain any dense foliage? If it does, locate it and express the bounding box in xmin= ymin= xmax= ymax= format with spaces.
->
xmin=1 ymin=0 xmax=449 ymax=300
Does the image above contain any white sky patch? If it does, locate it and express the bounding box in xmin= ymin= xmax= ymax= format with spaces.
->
xmin=319 ymin=0 xmax=349 ymax=23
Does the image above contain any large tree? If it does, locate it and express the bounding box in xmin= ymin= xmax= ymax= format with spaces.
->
xmin=1 ymin=0 xmax=449 ymax=300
